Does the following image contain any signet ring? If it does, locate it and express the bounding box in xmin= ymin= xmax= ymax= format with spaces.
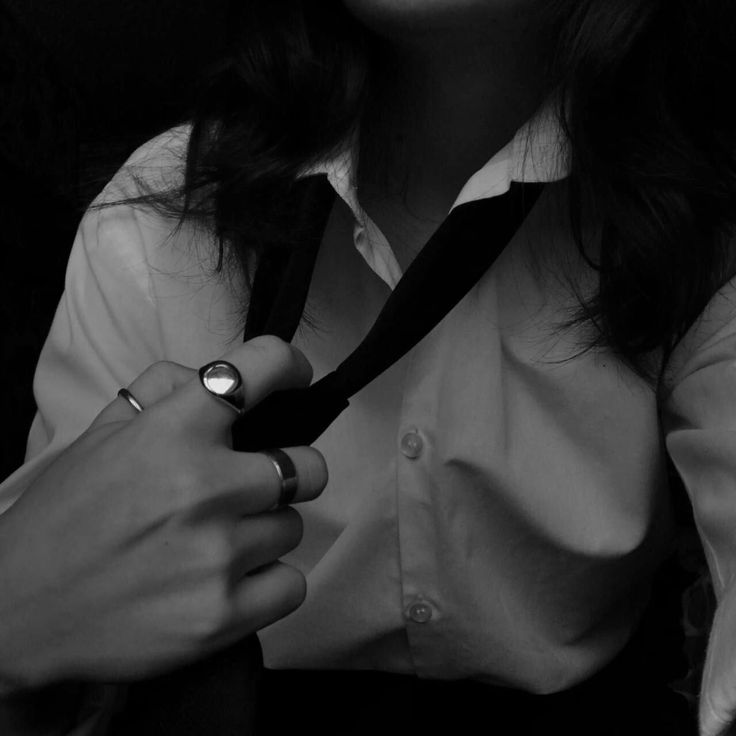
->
xmin=198 ymin=360 xmax=246 ymax=415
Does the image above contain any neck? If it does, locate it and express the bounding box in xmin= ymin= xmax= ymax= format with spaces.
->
xmin=359 ymin=7 xmax=551 ymax=220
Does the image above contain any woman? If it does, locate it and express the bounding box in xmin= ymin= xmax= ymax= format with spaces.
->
xmin=1 ymin=0 xmax=735 ymax=734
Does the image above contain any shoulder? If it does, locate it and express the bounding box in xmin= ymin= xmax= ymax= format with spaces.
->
xmin=77 ymin=124 xmax=223 ymax=280
xmin=51 ymin=123 xmax=242 ymax=383
xmin=663 ymin=270 xmax=736 ymax=396
xmin=97 ymin=124 xmax=192 ymax=204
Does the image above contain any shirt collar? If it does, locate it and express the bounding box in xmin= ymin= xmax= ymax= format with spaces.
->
xmin=305 ymin=104 xmax=569 ymax=289
xmin=452 ymin=104 xmax=568 ymax=209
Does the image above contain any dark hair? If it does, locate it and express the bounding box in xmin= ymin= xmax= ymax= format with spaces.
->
xmin=549 ymin=0 xmax=736 ymax=380
xmin=129 ymin=0 xmax=736 ymax=383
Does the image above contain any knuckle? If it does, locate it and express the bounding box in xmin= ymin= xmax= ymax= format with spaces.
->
xmin=248 ymin=334 xmax=289 ymax=359
xmin=301 ymin=449 xmax=328 ymax=494
xmin=288 ymin=345 xmax=313 ymax=382
xmin=146 ymin=360 xmax=190 ymax=393
xmin=282 ymin=567 xmax=307 ymax=610
xmin=141 ymin=360 xmax=173 ymax=385
xmin=313 ymin=449 xmax=329 ymax=488
xmin=249 ymin=335 xmax=305 ymax=378
xmin=191 ymin=581 xmax=232 ymax=644
xmin=280 ymin=507 xmax=304 ymax=546
xmin=268 ymin=341 xmax=299 ymax=376
xmin=182 ymin=533 xmax=238 ymax=643
xmin=197 ymin=526 xmax=233 ymax=571
xmin=167 ymin=464 xmax=211 ymax=512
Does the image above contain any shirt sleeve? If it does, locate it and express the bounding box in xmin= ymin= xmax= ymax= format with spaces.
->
xmin=0 ymin=128 xmax=234 ymax=734
xmin=663 ymin=278 xmax=736 ymax=736
xmin=0 ymin=164 xmax=183 ymax=734
xmin=0 ymin=126 xmax=197 ymax=517
xmin=0 ymin=193 xmax=167 ymax=517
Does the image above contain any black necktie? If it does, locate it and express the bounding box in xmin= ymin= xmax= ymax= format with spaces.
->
xmin=234 ymin=175 xmax=543 ymax=449
xmin=109 ymin=175 xmax=544 ymax=735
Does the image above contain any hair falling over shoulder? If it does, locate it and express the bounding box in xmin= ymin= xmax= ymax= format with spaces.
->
xmin=135 ymin=0 xmax=736 ymax=383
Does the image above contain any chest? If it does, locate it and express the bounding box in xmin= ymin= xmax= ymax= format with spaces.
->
xmin=289 ymin=195 xmax=661 ymax=547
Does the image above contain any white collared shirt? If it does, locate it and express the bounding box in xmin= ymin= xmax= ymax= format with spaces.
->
xmin=308 ymin=105 xmax=567 ymax=289
xmin=0 ymin=117 xmax=734 ymax=736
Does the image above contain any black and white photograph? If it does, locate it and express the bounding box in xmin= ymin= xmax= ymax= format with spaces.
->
xmin=1 ymin=1 xmax=735 ymax=734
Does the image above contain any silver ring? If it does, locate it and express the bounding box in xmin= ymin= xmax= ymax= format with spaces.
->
xmin=118 ymin=388 xmax=144 ymax=413
xmin=198 ymin=360 xmax=246 ymax=415
xmin=262 ymin=449 xmax=298 ymax=507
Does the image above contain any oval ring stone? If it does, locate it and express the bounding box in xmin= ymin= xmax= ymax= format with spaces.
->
xmin=201 ymin=362 xmax=241 ymax=396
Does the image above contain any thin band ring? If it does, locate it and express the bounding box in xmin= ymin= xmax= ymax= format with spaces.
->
xmin=118 ymin=388 xmax=144 ymax=413
xmin=262 ymin=449 xmax=298 ymax=507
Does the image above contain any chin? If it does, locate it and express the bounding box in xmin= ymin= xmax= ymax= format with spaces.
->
xmin=341 ymin=0 xmax=539 ymax=39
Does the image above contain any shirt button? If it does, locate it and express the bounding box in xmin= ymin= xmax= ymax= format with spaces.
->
xmin=400 ymin=431 xmax=423 ymax=459
xmin=406 ymin=600 xmax=433 ymax=624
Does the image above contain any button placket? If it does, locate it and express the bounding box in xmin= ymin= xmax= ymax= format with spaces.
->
xmin=405 ymin=599 xmax=434 ymax=624
xmin=394 ymin=342 xmax=442 ymax=675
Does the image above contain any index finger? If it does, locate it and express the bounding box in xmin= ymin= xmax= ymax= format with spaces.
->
xmin=150 ymin=335 xmax=313 ymax=440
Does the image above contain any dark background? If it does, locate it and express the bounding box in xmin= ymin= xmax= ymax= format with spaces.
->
xmin=0 ymin=0 xmax=229 ymax=479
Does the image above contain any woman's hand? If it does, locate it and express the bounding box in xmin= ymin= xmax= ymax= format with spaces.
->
xmin=0 ymin=336 xmax=327 ymax=691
